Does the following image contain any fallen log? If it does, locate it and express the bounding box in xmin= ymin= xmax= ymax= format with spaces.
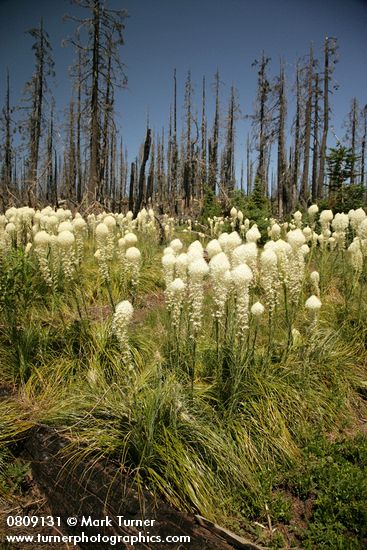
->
xmin=23 ymin=427 xmax=264 ymax=550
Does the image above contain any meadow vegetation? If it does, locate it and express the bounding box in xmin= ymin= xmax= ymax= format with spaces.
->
xmin=0 ymin=204 xmax=366 ymax=548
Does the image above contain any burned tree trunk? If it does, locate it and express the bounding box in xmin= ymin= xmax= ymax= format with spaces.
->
xmin=311 ymin=73 xmax=320 ymax=202
xmin=317 ymin=37 xmax=338 ymax=201
xmin=361 ymin=105 xmax=367 ymax=193
xmin=208 ymin=70 xmax=220 ymax=194
xmin=134 ymin=128 xmax=151 ymax=217
xmin=291 ymin=63 xmax=301 ymax=211
xmin=300 ymin=45 xmax=313 ymax=205
xmin=23 ymin=427 xmax=262 ymax=550
xmin=128 ymin=161 xmax=135 ymax=212
xmin=276 ymin=62 xmax=288 ymax=216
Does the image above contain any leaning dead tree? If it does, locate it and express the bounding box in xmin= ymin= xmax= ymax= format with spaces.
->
xmin=24 ymin=427 xmax=263 ymax=550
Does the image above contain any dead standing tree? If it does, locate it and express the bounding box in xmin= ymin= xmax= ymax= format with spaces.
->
xmin=208 ymin=70 xmax=220 ymax=195
xmin=252 ymin=53 xmax=272 ymax=199
xmin=133 ymin=127 xmax=152 ymax=217
xmin=275 ymin=62 xmax=289 ymax=216
xmin=344 ymin=97 xmax=359 ymax=185
xmin=64 ymin=0 xmax=127 ymax=207
xmin=222 ymin=85 xmax=237 ymax=201
xmin=361 ymin=105 xmax=367 ymax=195
xmin=22 ymin=18 xmax=54 ymax=206
xmin=317 ymin=37 xmax=338 ymax=201
xmin=299 ymin=45 xmax=314 ymax=205
xmin=0 ymin=70 xmax=13 ymax=209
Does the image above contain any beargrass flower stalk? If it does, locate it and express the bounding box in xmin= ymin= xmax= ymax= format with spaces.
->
xmin=165 ymin=278 xmax=186 ymax=356
xmin=231 ymin=242 xmax=258 ymax=279
xmin=162 ymin=253 xmax=176 ymax=286
xmin=260 ymin=249 xmax=279 ymax=314
xmin=286 ymin=229 xmax=306 ymax=304
xmin=292 ymin=210 xmax=303 ymax=228
xmin=73 ymin=216 xmax=87 ymax=264
xmin=348 ymin=237 xmax=366 ymax=318
xmin=163 ymin=246 xmax=174 ymax=256
xmin=291 ymin=328 xmax=302 ymax=348
xmin=187 ymin=257 xmax=209 ymax=335
xmin=269 ymin=223 xmax=281 ymax=241
xmin=232 ymin=263 xmax=253 ymax=345
xmin=188 ymin=239 xmax=204 ymax=255
xmin=266 ymin=239 xmax=291 ymax=286
xmin=175 ymin=252 xmax=189 ymax=281
xmin=87 ymin=213 xmax=97 ymax=237
xmin=112 ymin=300 xmax=134 ymax=366
xmin=95 ymin=222 xmax=110 ymax=280
xmin=164 ymin=221 xmax=175 ymax=240
xmin=170 ymin=238 xmax=183 ymax=254
xmin=136 ymin=208 xmax=148 ymax=231
xmin=348 ymin=239 xmax=363 ymax=274
xmin=320 ymin=209 xmax=334 ymax=239
xmin=331 ymin=213 xmax=349 ymax=249
xmin=94 ymin=222 xmax=115 ymax=309
xmin=125 ymin=246 xmax=141 ymax=300
xmin=45 ymin=214 xmax=59 ymax=234
xmin=302 ymin=226 xmax=313 ymax=243
xmin=218 ymin=232 xmax=229 ymax=251
xmin=308 ymin=204 xmax=319 ymax=228
xmin=260 ymin=248 xmax=279 ymax=357
xmin=305 ymin=294 xmax=322 ymax=332
xmin=209 ymin=252 xmax=232 ymax=362
xmin=250 ymin=301 xmax=264 ymax=359
xmin=206 ymin=239 xmax=222 ymax=259
xmin=48 ymin=234 xmax=61 ymax=290
xmin=57 ymin=230 xmax=76 ymax=282
xmin=230 ymin=207 xmax=238 ymax=219
xmin=187 ymin=248 xmax=204 ymax=265
xmin=349 ymin=208 xmax=366 ymax=234
xmin=246 ymin=224 xmax=261 ymax=244
xmin=251 ymin=301 xmax=265 ymax=317
xmin=208 ymin=217 xmax=214 ymax=236
xmin=209 ymin=252 xmax=231 ymax=322
xmin=124 ymin=232 xmax=138 ymax=247
xmin=187 ymin=257 xmax=209 ymax=392
xmin=310 ymin=271 xmax=320 ymax=297
xmin=223 ymin=232 xmax=242 ymax=263
xmin=214 ymin=218 xmax=224 ymax=236
xmin=103 ymin=215 xmax=116 ymax=260
xmin=5 ymin=222 xmax=16 ymax=247
xmin=357 ymin=218 xmax=367 ymax=240
xmin=34 ymin=230 xmax=53 ymax=287
xmin=125 ymin=210 xmax=134 ymax=227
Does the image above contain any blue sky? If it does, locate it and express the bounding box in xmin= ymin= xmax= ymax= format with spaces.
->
xmin=1 ymin=0 xmax=366 ymax=179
